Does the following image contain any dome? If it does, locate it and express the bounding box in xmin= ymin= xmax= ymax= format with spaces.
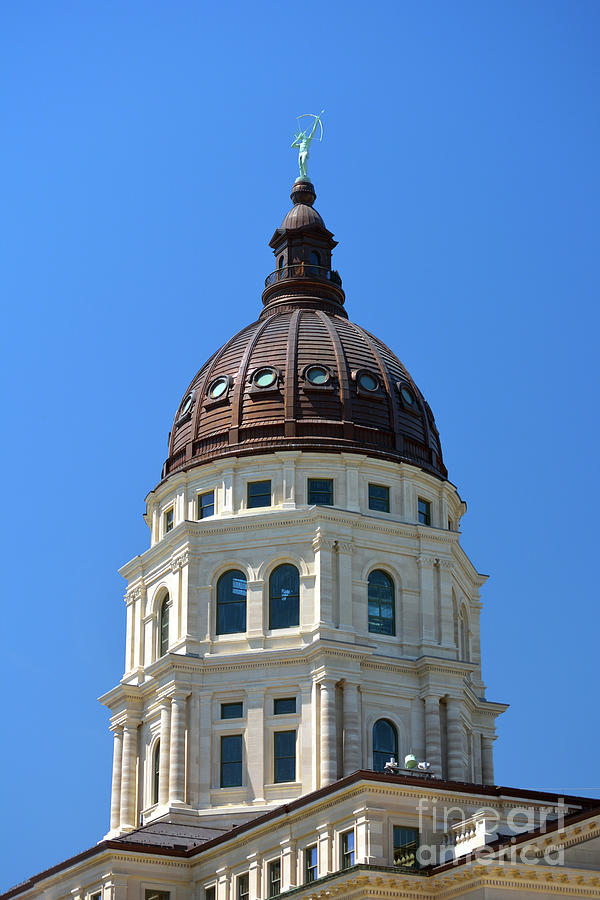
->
xmin=163 ymin=181 xmax=446 ymax=481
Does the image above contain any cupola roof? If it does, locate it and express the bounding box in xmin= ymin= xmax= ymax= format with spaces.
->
xmin=163 ymin=181 xmax=446 ymax=482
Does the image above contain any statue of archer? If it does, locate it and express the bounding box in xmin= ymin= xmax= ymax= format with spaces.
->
xmin=291 ymin=110 xmax=324 ymax=181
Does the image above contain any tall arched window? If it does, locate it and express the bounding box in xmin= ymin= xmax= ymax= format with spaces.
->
xmin=459 ymin=608 xmax=470 ymax=661
xmin=269 ymin=564 xmax=300 ymax=630
xmin=152 ymin=741 xmax=160 ymax=804
xmin=216 ymin=570 xmax=247 ymax=635
xmin=278 ymin=254 xmax=285 ymax=269
xmin=373 ymin=719 xmax=398 ymax=772
xmin=159 ymin=594 xmax=170 ymax=656
xmin=368 ymin=570 xmax=395 ymax=635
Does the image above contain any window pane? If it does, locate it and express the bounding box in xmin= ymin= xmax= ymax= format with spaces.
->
xmin=368 ymin=484 xmax=390 ymax=512
xmin=164 ymin=508 xmax=174 ymax=532
xmin=274 ymin=730 xmax=296 ymax=783
xmin=220 ymin=734 xmax=242 ymax=787
xmin=153 ymin=742 xmax=160 ymax=804
xmin=305 ymin=844 xmax=318 ymax=882
xmin=373 ymin=718 xmax=398 ymax=772
xmin=418 ymin=498 xmax=431 ymax=526
xmin=237 ymin=874 xmax=249 ymax=900
xmin=274 ymin=697 xmax=296 ymax=715
xmin=341 ymin=830 xmax=355 ymax=869
xmin=221 ymin=702 xmax=243 ymax=719
xmin=393 ymin=826 xmax=419 ymax=868
xmin=248 ymin=480 xmax=271 ymax=508
xmin=205 ymin=888 xmax=216 ymax=900
xmin=217 ymin=570 xmax=247 ymax=635
xmin=307 ymin=478 xmax=333 ymax=505
xmin=268 ymin=860 xmax=281 ymax=897
xmin=269 ymin=564 xmax=300 ymax=630
xmin=198 ymin=491 xmax=215 ymax=519
xmin=160 ymin=597 xmax=170 ymax=656
xmin=367 ymin=570 xmax=395 ymax=635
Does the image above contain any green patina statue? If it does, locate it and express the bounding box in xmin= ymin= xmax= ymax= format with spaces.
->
xmin=292 ymin=111 xmax=324 ymax=181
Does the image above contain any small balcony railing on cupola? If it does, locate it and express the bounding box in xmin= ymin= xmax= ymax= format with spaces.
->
xmin=264 ymin=263 xmax=343 ymax=288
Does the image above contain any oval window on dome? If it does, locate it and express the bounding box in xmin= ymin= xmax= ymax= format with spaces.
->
xmin=400 ymin=385 xmax=415 ymax=406
xmin=358 ymin=372 xmax=378 ymax=392
xmin=180 ymin=392 xmax=194 ymax=415
xmin=306 ymin=366 xmax=329 ymax=386
xmin=254 ymin=368 xmax=277 ymax=388
xmin=208 ymin=377 xmax=229 ymax=400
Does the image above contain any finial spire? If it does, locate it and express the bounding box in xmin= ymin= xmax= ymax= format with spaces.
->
xmin=291 ymin=111 xmax=324 ymax=182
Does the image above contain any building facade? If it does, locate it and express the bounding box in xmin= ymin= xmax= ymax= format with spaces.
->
xmin=4 ymin=177 xmax=599 ymax=900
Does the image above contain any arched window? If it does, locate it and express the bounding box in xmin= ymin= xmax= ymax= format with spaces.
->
xmin=278 ymin=254 xmax=285 ymax=269
xmin=216 ymin=570 xmax=247 ymax=635
xmin=269 ymin=564 xmax=300 ymax=630
xmin=159 ymin=594 xmax=170 ymax=656
xmin=373 ymin=719 xmax=398 ymax=772
xmin=152 ymin=741 xmax=160 ymax=804
xmin=459 ymin=608 xmax=470 ymax=661
xmin=368 ymin=570 xmax=395 ymax=635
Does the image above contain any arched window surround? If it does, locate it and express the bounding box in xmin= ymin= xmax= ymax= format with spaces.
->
xmin=365 ymin=712 xmax=405 ymax=773
xmin=158 ymin=592 xmax=171 ymax=658
xmin=215 ymin=568 xmax=248 ymax=636
xmin=268 ymin=563 xmax=300 ymax=631
xmin=367 ymin=568 xmax=396 ymax=636
xmin=372 ymin=718 xmax=399 ymax=772
xmin=152 ymin=739 xmax=160 ymax=805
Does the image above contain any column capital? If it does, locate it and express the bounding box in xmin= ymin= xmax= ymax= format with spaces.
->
xmin=171 ymin=550 xmax=190 ymax=573
xmin=123 ymin=716 xmax=141 ymax=730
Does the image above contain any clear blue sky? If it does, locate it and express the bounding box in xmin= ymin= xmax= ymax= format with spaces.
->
xmin=1 ymin=0 xmax=599 ymax=890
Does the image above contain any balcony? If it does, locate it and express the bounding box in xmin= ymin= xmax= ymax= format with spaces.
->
xmin=265 ymin=263 xmax=342 ymax=288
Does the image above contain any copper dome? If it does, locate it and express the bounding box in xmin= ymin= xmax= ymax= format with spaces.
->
xmin=163 ymin=181 xmax=446 ymax=481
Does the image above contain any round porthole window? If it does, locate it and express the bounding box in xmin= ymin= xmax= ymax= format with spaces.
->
xmin=306 ymin=366 xmax=329 ymax=385
xmin=358 ymin=372 xmax=378 ymax=392
xmin=208 ymin=377 xmax=229 ymax=399
xmin=254 ymin=368 xmax=277 ymax=388
xmin=400 ymin=385 xmax=415 ymax=406
xmin=180 ymin=393 xmax=194 ymax=415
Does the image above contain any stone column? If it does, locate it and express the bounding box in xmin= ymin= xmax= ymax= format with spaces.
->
xmin=424 ymin=696 xmax=442 ymax=776
xmin=481 ymin=736 xmax=495 ymax=785
xmin=158 ymin=699 xmax=171 ymax=805
xmin=188 ymin=692 xmax=201 ymax=806
xmin=446 ymin=698 xmax=464 ymax=781
xmin=119 ymin=720 xmax=139 ymax=830
xmin=320 ymin=679 xmax=337 ymax=786
xmin=109 ymin=726 xmax=123 ymax=832
xmin=169 ymin=693 xmax=187 ymax=804
xmin=342 ymin=681 xmax=361 ymax=775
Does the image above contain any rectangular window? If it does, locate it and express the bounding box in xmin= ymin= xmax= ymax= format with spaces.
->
xmin=164 ymin=508 xmax=174 ymax=533
xmin=274 ymin=730 xmax=296 ymax=783
xmin=274 ymin=697 xmax=296 ymax=715
xmin=393 ymin=826 xmax=419 ymax=868
xmin=145 ymin=893 xmax=170 ymax=900
xmin=221 ymin=701 xmax=243 ymax=719
xmin=340 ymin=829 xmax=355 ymax=869
xmin=305 ymin=844 xmax=318 ymax=883
xmin=198 ymin=490 xmax=215 ymax=519
xmin=220 ymin=734 xmax=243 ymax=787
xmin=90 ymin=894 xmax=102 ymax=900
xmin=247 ymin=479 xmax=271 ymax=508
xmin=205 ymin=888 xmax=216 ymax=900
xmin=368 ymin=483 xmax=390 ymax=512
xmin=307 ymin=478 xmax=333 ymax=506
xmin=268 ymin=859 xmax=281 ymax=897
xmin=417 ymin=498 xmax=431 ymax=526
xmin=237 ymin=874 xmax=249 ymax=900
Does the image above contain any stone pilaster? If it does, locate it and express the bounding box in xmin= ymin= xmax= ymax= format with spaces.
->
xmin=247 ymin=689 xmax=265 ymax=801
xmin=281 ymin=837 xmax=296 ymax=890
xmin=342 ymin=681 xmax=361 ymax=775
xmin=336 ymin=541 xmax=354 ymax=631
xmin=317 ymin=823 xmax=332 ymax=876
